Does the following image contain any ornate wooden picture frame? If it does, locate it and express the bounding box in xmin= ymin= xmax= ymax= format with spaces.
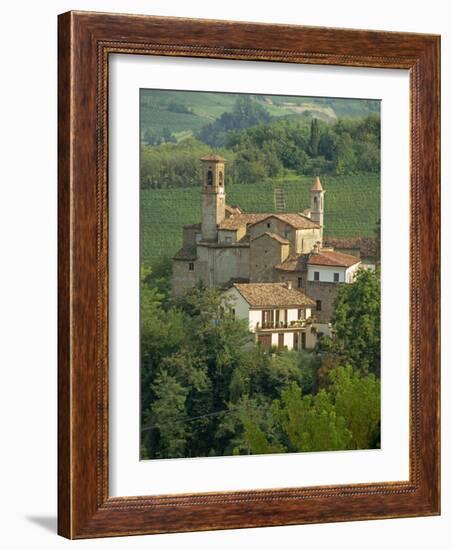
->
xmin=58 ymin=11 xmax=440 ymax=539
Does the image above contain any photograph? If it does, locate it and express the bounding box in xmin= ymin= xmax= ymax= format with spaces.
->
xmin=139 ymin=89 xmax=381 ymax=460
xmin=0 ymin=0 xmax=443 ymax=544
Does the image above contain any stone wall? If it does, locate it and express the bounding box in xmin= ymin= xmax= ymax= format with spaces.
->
xmin=295 ymin=227 xmax=322 ymax=253
xmin=182 ymin=226 xmax=199 ymax=248
xmin=197 ymin=244 xmax=250 ymax=287
xmin=249 ymin=217 xmax=294 ymax=249
xmin=249 ymin=234 xmax=289 ymax=282
xmin=171 ymin=260 xmax=201 ymax=296
xmin=201 ymin=191 xmax=225 ymax=241
xmin=275 ymin=269 xmax=307 ymax=290
xmin=305 ymin=280 xmax=341 ymax=323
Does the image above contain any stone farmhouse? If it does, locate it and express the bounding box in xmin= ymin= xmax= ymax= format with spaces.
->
xmin=172 ymin=155 xmax=365 ymax=350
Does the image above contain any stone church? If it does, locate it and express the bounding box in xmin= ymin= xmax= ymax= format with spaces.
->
xmin=172 ymin=155 xmax=363 ymax=348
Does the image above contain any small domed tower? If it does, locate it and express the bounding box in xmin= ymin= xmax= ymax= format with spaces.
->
xmin=200 ymin=154 xmax=226 ymax=241
xmin=310 ymin=176 xmax=325 ymax=242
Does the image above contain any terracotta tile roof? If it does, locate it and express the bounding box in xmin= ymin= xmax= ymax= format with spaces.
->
xmin=310 ymin=176 xmax=324 ymax=192
xmin=275 ymin=253 xmax=309 ymax=272
xmin=218 ymin=213 xmax=269 ymax=230
xmin=225 ymin=204 xmax=243 ymax=216
xmin=251 ymin=232 xmax=290 ymax=245
xmin=250 ymin=213 xmax=320 ymax=230
xmin=173 ymin=246 xmax=197 ymax=261
xmin=200 ymin=154 xmax=226 ymax=162
xmin=307 ymin=249 xmax=360 ymax=268
xmin=233 ymin=283 xmax=315 ymax=308
xmin=219 ymin=210 xmax=319 ymax=231
xmin=324 ymin=236 xmax=377 ymax=258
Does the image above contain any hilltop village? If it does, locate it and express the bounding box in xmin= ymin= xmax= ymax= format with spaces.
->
xmin=172 ymin=155 xmax=375 ymax=350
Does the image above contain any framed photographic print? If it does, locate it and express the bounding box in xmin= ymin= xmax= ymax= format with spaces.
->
xmin=58 ymin=11 xmax=440 ymax=538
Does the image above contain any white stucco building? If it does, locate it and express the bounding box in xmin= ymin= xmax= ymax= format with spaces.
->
xmin=306 ymin=246 xmax=361 ymax=283
xmin=225 ymin=282 xmax=320 ymax=351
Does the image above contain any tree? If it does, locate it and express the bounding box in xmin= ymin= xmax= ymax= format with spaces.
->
xmin=198 ymin=96 xmax=271 ymax=147
xmin=235 ymin=366 xmax=380 ymax=455
xmin=158 ymin=349 xmax=214 ymax=457
xmin=218 ymin=395 xmax=283 ymax=456
xmin=272 ymin=382 xmax=352 ymax=452
xmin=331 ymin=268 xmax=381 ymax=375
xmin=329 ymin=366 xmax=380 ymax=449
xmin=308 ymin=118 xmax=320 ymax=157
xmin=335 ymin=133 xmax=357 ymax=174
xmin=144 ymin=370 xmax=189 ymax=458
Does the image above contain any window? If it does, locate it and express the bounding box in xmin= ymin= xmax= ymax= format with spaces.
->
xmin=188 ymin=262 xmax=194 ymax=271
xmin=278 ymin=333 xmax=285 ymax=349
xmin=298 ymin=309 xmax=305 ymax=320
xmin=224 ymin=236 xmax=232 ymax=243
xmin=297 ymin=277 xmax=303 ymax=288
xmin=314 ymin=271 xmax=320 ymax=281
xmin=219 ymin=171 xmax=223 ymax=186
xmin=262 ymin=309 xmax=274 ymax=328
xmin=334 ymin=272 xmax=340 ymax=282
xmin=267 ymin=222 xmax=271 ymax=228
xmin=316 ymin=300 xmax=322 ymax=311
xmin=207 ymin=169 xmax=213 ymax=185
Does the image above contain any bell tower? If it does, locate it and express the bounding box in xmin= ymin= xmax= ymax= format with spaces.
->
xmin=200 ymin=154 xmax=226 ymax=241
xmin=310 ymin=176 xmax=325 ymax=242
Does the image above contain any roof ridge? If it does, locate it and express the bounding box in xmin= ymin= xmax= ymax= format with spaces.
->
xmin=251 ymin=231 xmax=290 ymax=244
xmin=308 ymin=248 xmax=360 ymax=267
xmin=232 ymin=282 xmax=315 ymax=308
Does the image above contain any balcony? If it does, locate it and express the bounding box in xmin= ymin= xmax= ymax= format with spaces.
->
xmin=255 ymin=316 xmax=318 ymax=332
xmin=258 ymin=321 xmax=289 ymax=330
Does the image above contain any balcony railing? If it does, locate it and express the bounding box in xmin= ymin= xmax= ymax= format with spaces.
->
xmin=255 ymin=317 xmax=317 ymax=331
xmin=259 ymin=321 xmax=289 ymax=330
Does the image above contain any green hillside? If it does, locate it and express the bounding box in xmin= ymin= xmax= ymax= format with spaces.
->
xmin=140 ymin=90 xmax=240 ymax=138
xmin=140 ymin=89 xmax=380 ymax=141
xmin=141 ymin=174 xmax=380 ymax=267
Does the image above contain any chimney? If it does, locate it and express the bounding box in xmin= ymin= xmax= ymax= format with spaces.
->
xmin=286 ymin=280 xmax=293 ymax=290
xmin=312 ymin=242 xmax=320 ymax=254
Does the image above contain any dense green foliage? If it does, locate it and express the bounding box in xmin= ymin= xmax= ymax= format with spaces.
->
xmin=140 ymin=267 xmax=381 ymax=460
xmin=224 ymin=113 xmax=380 ymax=183
xmin=330 ymin=268 xmax=381 ymax=376
xmin=140 ymin=174 xmax=380 ymax=266
xmin=140 ymin=111 xmax=380 ymax=189
xmin=140 ymin=138 xmax=223 ymax=189
xmin=197 ymin=96 xmax=271 ymax=147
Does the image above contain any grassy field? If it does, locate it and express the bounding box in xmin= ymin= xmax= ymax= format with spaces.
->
xmin=141 ymin=174 xmax=380 ymax=268
xmin=140 ymin=90 xmax=238 ymax=137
